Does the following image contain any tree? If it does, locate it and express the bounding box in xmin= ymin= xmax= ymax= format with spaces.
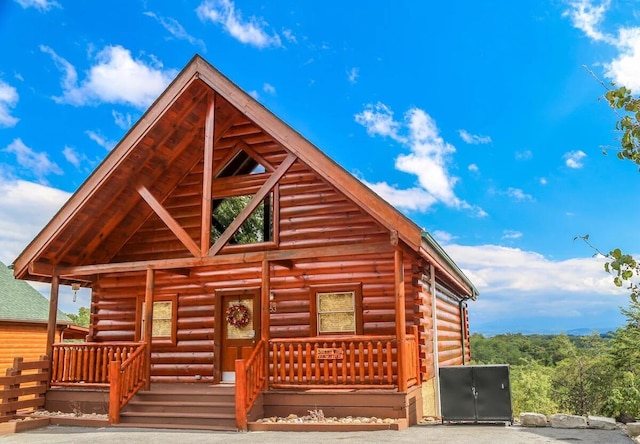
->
xmin=510 ymin=359 xmax=558 ymax=416
xmin=66 ymin=306 xmax=90 ymax=328
xmin=580 ymin=85 xmax=640 ymax=301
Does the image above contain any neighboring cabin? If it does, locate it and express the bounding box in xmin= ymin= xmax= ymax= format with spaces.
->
xmin=11 ymin=55 xmax=478 ymax=429
xmin=0 ymin=261 xmax=86 ymax=374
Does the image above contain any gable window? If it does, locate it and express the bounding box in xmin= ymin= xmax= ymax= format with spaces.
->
xmin=311 ymin=284 xmax=363 ymax=336
xmin=210 ymin=193 xmax=273 ymax=245
xmin=210 ymin=147 xmax=276 ymax=248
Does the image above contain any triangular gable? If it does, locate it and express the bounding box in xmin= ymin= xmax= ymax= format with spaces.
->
xmin=13 ymin=55 xmax=434 ymax=284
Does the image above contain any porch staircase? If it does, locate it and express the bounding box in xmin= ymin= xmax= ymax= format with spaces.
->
xmin=115 ymin=383 xmax=237 ymax=431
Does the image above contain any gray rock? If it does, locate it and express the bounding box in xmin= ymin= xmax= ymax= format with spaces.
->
xmin=587 ymin=415 xmax=618 ymax=430
xmin=519 ymin=412 xmax=547 ymax=427
xmin=549 ymin=413 xmax=587 ymax=429
xmin=628 ymin=422 xmax=640 ymax=437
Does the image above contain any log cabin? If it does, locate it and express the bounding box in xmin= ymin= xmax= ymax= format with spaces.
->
xmin=11 ymin=55 xmax=478 ymax=431
xmin=0 ymin=261 xmax=86 ymax=374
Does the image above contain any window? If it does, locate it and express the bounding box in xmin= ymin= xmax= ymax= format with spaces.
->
xmin=311 ymin=284 xmax=363 ymax=336
xmin=143 ymin=295 xmax=177 ymax=344
xmin=210 ymin=193 xmax=273 ymax=245
xmin=152 ymin=301 xmax=173 ymax=337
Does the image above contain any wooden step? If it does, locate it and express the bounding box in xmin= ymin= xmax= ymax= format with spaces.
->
xmin=118 ymin=384 xmax=237 ymax=431
xmin=125 ymin=400 xmax=234 ymax=415
xmin=113 ymin=422 xmax=238 ymax=432
xmin=118 ymin=411 xmax=237 ymax=429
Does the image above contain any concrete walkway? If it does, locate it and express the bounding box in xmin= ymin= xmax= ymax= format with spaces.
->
xmin=0 ymin=424 xmax=634 ymax=444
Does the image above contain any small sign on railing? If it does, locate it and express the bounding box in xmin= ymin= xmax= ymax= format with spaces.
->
xmin=316 ymin=347 xmax=344 ymax=360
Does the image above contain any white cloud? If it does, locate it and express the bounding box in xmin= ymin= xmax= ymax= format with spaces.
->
xmin=515 ymin=149 xmax=533 ymax=160
xmin=86 ymin=130 xmax=116 ymax=151
xmin=355 ymin=103 xmax=485 ymax=216
xmin=506 ymin=187 xmax=533 ymax=201
xmin=564 ymin=0 xmax=640 ymax=91
xmin=248 ymin=90 xmax=259 ymax=99
xmin=564 ymin=150 xmax=587 ymax=168
xmin=447 ymin=243 xmax=621 ymax=295
xmin=282 ymin=29 xmax=297 ymax=44
xmin=144 ymin=11 xmax=206 ymax=52
xmin=347 ymin=67 xmax=359 ymax=84
xmin=606 ymin=27 xmax=640 ymax=92
xmin=15 ymin=0 xmax=60 ymax=12
xmin=502 ymin=230 xmax=523 ymax=240
xmin=0 ymin=80 xmax=19 ymax=127
xmin=112 ymin=110 xmax=134 ymax=130
xmin=3 ymin=139 xmax=62 ymax=182
xmin=354 ymin=102 xmax=405 ymax=142
xmin=432 ymin=230 xmax=456 ymax=244
xmin=41 ymin=45 xmax=176 ymax=109
xmin=540 ymin=177 xmax=548 ymax=185
xmin=563 ymin=0 xmax=613 ymax=43
xmin=0 ymin=174 xmax=70 ymax=265
xmin=196 ymin=0 xmax=282 ymax=48
xmin=62 ymin=146 xmax=80 ymax=167
xmin=458 ymin=129 xmax=491 ymax=145
xmin=361 ymin=179 xmax=438 ymax=212
xmin=263 ymin=83 xmax=276 ymax=95
xmin=468 ymin=164 xmax=479 ymax=172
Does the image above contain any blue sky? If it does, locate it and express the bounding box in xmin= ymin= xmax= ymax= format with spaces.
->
xmin=1 ymin=0 xmax=639 ymax=334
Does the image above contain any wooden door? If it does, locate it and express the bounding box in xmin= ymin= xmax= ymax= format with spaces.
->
xmin=216 ymin=290 xmax=260 ymax=383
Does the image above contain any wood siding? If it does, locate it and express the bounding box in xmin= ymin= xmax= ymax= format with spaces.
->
xmin=0 ymin=323 xmax=60 ymax=374
xmin=436 ymin=294 xmax=466 ymax=367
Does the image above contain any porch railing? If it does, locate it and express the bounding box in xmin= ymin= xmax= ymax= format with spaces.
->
xmin=109 ymin=342 xmax=148 ymax=424
xmin=51 ymin=342 xmax=142 ymax=387
xmin=235 ymin=338 xmax=267 ymax=431
xmin=269 ymin=335 xmax=402 ymax=389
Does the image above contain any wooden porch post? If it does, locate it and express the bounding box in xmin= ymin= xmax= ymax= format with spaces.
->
xmin=45 ymin=273 xmax=60 ymax=377
xmin=142 ymin=268 xmax=155 ymax=390
xmin=261 ymin=259 xmax=270 ymax=390
xmin=394 ymin=247 xmax=407 ymax=392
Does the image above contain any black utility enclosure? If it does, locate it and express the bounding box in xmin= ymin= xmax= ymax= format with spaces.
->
xmin=439 ymin=365 xmax=512 ymax=423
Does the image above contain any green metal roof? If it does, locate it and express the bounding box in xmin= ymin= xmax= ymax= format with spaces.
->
xmin=0 ymin=261 xmax=72 ymax=323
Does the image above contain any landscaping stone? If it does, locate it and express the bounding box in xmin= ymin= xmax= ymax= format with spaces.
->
xmin=628 ymin=422 xmax=640 ymax=437
xmin=519 ymin=412 xmax=547 ymax=427
xmin=549 ymin=413 xmax=587 ymax=429
xmin=587 ymin=415 xmax=618 ymax=430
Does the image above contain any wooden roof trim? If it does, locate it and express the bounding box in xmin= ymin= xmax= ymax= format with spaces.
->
xmin=29 ymin=240 xmax=395 ymax=278
xmin=192 ymin=57 xmax=423 ymax=252
xmin=13 ymin=59 xmax=202 ymax=279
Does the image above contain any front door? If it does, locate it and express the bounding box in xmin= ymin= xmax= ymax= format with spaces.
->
xmin=216 ymin=289 xmax=260 ymax=383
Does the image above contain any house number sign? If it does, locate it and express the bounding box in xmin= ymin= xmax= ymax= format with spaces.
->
xmin=316 ymin=347 xmax=344 ymax=360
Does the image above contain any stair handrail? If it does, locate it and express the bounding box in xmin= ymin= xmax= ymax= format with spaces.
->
xmin=108 ymin=342 xmax=148 ymax=424
xmin=235 ymin=338 xmax=267 ymax=431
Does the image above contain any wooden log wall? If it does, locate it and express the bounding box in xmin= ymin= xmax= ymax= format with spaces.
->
xmin=410 ymin=263 xmax=434 ymax=381
xmin=436 ymin=293 xmax=465 ymax=367
xmin=0 ymin=323 xmax=60 ymax=375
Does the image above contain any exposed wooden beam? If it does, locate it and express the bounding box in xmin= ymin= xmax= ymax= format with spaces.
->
xmin=29 ymin=240 xmax=394 ymax=278
xmin=208 ymin=153 xmax=297 ymax=257
xmin=236 ymin=140 xmax=275 ymax=172
xmin=201 ymin=93 xmax=215 ymax=253
xmin=137 ymin=185 xmax=201 ymax=258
